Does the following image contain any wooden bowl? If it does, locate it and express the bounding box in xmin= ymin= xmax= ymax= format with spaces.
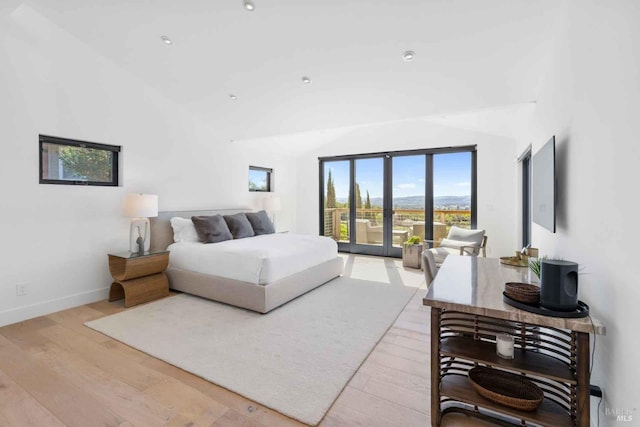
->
xmin=468 ymin=366 xmax=544 ymax=411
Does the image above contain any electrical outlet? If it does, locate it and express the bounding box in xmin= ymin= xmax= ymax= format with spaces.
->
xmin=15 ymin=283 xmax=29 ymax=296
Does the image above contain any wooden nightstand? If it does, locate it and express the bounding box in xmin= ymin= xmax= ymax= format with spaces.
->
xmin=107 ymin=251 xmax=170 ymax=308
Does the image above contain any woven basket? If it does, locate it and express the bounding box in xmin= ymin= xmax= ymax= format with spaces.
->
xmin=504 ymin=282 xmax=540 ymax=304
xmin=468 ymin=367 xmax=544 ymax=411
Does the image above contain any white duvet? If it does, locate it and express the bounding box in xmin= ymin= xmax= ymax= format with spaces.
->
xmin=167 ymin=233 xmax=338 ymax=285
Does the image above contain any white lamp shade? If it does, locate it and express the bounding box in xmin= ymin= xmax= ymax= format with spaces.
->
xmin=124 ymin=194 xmax=158 ymax=218
xmin=263 ymin=196 xmax=282 ymax=212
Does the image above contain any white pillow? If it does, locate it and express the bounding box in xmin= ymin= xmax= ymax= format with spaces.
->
xmin=447 ymin=226 xmax=485 ymax=246
xmin=440 ymin=238 xmax=480 ymax=256
xmin=170 ymin=217 xmax=199 ymax=243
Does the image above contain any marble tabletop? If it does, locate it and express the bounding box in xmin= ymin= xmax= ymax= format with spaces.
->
xmin=423 ymin=256 xmax=605 ymax=335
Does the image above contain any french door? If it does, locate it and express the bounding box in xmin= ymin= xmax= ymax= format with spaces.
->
xmin=319 ymin=146 xmax=477 ymax=258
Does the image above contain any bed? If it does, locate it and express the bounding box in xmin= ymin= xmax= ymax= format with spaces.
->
xmin=150 ymin=209 xmax=344 ymax=313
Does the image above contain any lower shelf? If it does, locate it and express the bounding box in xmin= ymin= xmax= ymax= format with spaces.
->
xmin=109 ymin=273 xmax=169 ymax=308
xmin=440 ymin=374 xmax=573 ymax=427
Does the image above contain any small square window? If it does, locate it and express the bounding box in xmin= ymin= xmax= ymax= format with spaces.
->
xmin=249 ymin=166 xmax=272 ymax=192
xmin=39 ymin=135 xmax=120 ymax=186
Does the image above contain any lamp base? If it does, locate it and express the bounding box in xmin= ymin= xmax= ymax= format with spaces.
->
xmin=129 ymin=218 xmax=150 ymax=253
xmin=270 ymin=213 xmax=277 ymax=231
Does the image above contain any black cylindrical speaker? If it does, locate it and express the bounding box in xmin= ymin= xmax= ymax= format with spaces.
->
xmin=540 ymin=260 xmax=579 ymax=311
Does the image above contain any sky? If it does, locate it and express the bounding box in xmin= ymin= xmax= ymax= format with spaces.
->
xmin=324 ymin=152 xmax=471 ymax=200
xmin=248 ymin=169 xmax=268 ymax=190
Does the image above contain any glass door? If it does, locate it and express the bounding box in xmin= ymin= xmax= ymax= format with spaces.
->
xmin=353 ymin=157 xmax=386 ymax=256
xmin=390 ymin=155 xmax=427 ymax=257
xmin=431 ymin=152 xmax=474 ymax=248
xmin=321 ymin=160 xmax=351 ymax=252
xmin=320 ymin=146 xmax=476 ymax=258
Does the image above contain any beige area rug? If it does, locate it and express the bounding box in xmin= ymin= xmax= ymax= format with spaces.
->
xmin=86 ymin=255 xmax=423 ymax=426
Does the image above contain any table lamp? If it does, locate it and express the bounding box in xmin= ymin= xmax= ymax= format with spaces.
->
xmin=124 ymin=193 xmax=158 ymax=253
xmin=262 ymin=195 xmax=281 ymax=228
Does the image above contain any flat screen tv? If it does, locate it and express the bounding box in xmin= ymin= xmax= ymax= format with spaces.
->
xmin=532 ymin=136 xmax=556 ymax=233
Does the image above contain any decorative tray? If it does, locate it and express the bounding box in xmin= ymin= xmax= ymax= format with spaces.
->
xmin=468 ymin=366 xmax=544 ymax=411
xmin=500 ymin=256 xmax=528 ymax=267
xmin=503 ymin=292 xmax=590 ymax=318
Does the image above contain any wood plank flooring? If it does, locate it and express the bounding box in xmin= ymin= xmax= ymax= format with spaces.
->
xmin=0 ymin=272 xmax=493 ymax=426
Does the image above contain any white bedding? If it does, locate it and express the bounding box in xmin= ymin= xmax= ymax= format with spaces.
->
xmin=167 ymin=233 xmax=338 ymax=285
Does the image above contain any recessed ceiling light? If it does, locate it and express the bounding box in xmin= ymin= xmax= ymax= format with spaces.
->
xmin=243 ymin=0 xmax=255 ymax=11
xmin=302 ymin=76 xmax=312 ymax=84
xmin=403 ymin=50 xmax=416 ymax=61
xmin=160 ymin=35 xmax=173 ymax=45
xmin=229 ymin=94 xmax=237 ymax=100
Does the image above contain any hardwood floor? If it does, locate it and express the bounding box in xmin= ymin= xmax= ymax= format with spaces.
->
xmin=0 ymin=264 xmax=493 ymax=426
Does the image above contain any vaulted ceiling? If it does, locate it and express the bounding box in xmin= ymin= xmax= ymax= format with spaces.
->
xmin=20 ymin=0 xmax=560 ymax=143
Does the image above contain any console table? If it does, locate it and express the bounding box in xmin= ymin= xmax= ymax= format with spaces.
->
xmin=423 ymin=256 xmax=605 ymax=427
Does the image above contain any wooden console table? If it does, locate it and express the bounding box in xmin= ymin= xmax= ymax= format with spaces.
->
xmin=423 ymin=256 xmax=605 ymax=427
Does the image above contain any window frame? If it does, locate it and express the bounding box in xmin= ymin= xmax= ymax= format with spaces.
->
xmin=519 ymin=146 xmax=532 ymax=248
xmin=39 ymin=134 xmax=121 ymax=187
xmin=248 ymin=165 xmax=273 ymax=192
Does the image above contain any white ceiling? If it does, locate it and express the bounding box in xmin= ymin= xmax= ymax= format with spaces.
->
xmin=20 ymin=0 xmax=560 ymax=142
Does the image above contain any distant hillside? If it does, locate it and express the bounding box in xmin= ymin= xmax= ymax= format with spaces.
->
xmin=336 ymin=195 xmax=470 ymax=209
xmin=431 ymin=195 xmax=471 ymax=209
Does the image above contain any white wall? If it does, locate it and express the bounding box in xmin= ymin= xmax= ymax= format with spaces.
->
xmin=522 ymin=1 xmax=640 ymax=423
xmin=295 ymin=119 xmax=519 ymax=258
xmin=0 ymin=5 xmax=296 ymax=326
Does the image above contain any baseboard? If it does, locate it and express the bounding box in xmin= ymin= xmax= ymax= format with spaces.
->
xmin=0 ymin=287 xmax=110 ymax=327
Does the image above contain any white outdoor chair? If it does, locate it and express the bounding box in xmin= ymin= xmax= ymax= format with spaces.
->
xmin=425 ymin=226 xmax=487 ymax=265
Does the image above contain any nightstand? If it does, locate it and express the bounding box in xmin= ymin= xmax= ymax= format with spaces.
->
xmin=107 ymin=250 xmax=170 ymax=308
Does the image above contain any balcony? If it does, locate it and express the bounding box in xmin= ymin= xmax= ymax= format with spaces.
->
xmin=323 ymin=208 xmax=471 ymax=246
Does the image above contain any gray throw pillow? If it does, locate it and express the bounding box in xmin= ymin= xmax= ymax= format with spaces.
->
xmin=191 ymin=215 xmax=233 ymax=243
xmin=245 ymin=210 xmax=275 ymax=235
xmin=223 ymin=213 xmax=256 ymax=239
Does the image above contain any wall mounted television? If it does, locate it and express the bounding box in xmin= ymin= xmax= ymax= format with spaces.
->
xmin=531 ymin=135 xmax=556 ymax=233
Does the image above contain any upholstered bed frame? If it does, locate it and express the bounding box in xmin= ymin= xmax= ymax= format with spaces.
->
xmin=150 ymin=209 xmax=344 ymax=313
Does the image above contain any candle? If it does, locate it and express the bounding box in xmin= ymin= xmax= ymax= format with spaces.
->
xmin=496 ymin=334 xmax=515 ymax=359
